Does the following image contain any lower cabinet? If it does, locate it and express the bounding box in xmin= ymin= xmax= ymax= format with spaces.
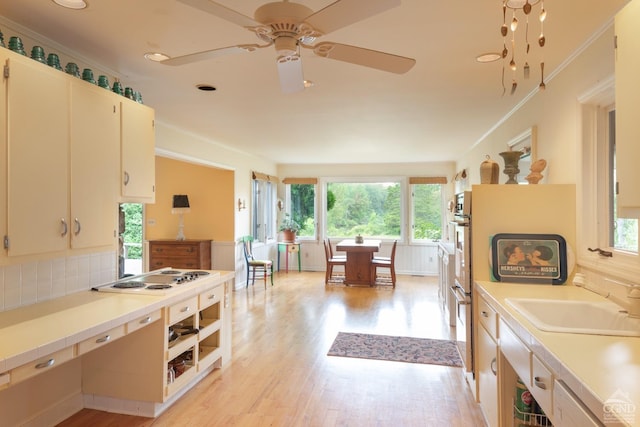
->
xmin=499 ymin=319 xmax=553 ymax=426
xmin=165 ymin=285 xmax=222 ymax=398
xmin=81 ymin=280 xmax=226 ymax=415
xmin=476 ymin=294 xmax=499 ymax=427
xmin=553 ymin=379 xmax=603 ymax=426
xmin=475 ymin=289 xmax=603 ymax=427
xmin=477 ymin=325 xmax=499 ymax=427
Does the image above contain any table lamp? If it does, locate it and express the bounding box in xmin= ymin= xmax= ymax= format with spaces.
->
xmin=172 ymin=194 xmax=190 ymax=241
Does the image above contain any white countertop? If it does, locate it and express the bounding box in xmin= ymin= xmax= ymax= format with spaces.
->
xmin=476 ymin=280 xmax=640 ymax=426
xmin=0 ymin=271 xmax=234 ymax=374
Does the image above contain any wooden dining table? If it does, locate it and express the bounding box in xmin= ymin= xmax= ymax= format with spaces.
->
xmin=335 ymin=239 xmax=381 ymax=286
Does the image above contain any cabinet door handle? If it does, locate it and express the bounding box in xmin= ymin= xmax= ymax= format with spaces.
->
xmin=123 ymin=171 xmax=130 ymax=186
xmin=534 ymin=376 xmax=547 ymax=390
xmin=96 ymin=335 xmax=111 ymax=343
xmin=208 ymin=294 xmax=216 ymax=300
xmin=490 ymin=357 xmax=497 ymax=375
xmin=180 ymin=306 xmax=191 ymax=313
xmin=481 ymin=310 xmax=489 ymax=318
xmin=60 ymin=218 xmax=68 ymax=237
xmin=35 ymin=358 xmax=55 ymax=369
xmin=139 ymin=316 xmax=152 ymax=324
xmin=74 ymin=218 xmax=81 ymax=236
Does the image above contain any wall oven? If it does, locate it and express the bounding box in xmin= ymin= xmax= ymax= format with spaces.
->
xmin=450 ymin=191 xmax=473 ymax=375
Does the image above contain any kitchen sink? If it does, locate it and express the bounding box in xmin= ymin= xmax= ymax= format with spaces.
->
xmin=505 ymin=298 xmax=640 ymax=337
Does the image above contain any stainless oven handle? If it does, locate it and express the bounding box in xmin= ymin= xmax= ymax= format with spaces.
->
xmin=450 ymin=286 xmax=470 ymax=305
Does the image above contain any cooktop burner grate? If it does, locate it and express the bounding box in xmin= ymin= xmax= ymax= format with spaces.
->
xmin=113 ymin=281 xmax=145 ymax=289
xmin=146 ymin=284 xmax=173 ymax=290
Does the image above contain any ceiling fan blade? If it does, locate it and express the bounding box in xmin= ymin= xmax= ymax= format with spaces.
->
xmin=161 ymin=44 xmax=264 ymax=66
xmin=178 ymin=0 xmax=260 ymax=28
xmin=305 ymin=0 xmax=400 ymax=35
xmin=312 ymin=42 xmax=415 ymax=74
xmin=277 ymin=56 xmax=304 ymax=94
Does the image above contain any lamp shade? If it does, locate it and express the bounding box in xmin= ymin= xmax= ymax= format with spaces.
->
xmin=172 ymin=195 xmax=190 ymax=209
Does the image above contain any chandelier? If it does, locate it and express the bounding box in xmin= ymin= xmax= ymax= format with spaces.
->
xmin=477 ymin=0 xmax=547 ymax=95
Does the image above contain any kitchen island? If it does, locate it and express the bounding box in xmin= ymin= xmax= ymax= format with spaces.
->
xmin=475 ymin=280 xmax=640 ymax=426
xmin=0 ymin=270 xmax=234 ymax=426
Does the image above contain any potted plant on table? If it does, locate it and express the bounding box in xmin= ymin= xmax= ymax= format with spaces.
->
xmin=279 ymin=213 xmax=301 ymax=243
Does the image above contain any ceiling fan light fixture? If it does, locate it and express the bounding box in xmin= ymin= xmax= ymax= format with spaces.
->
xmin=274 ymin=36 xmax=299 ymax=57
xmin=144 ymin=52 xmax=171 ymax=62
xmin=52 ymin=0 xmax=87 ymax=9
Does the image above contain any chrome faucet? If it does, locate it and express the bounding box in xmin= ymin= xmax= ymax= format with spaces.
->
xmin=573 ymin=273 xmax=640 ymax=318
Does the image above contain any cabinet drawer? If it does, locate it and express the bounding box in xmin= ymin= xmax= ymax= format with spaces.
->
xmin=168 ymin=296 xmax=199 ymax=325
xmin=127 ymin=309 xmax=161 ymax=334
xmin=11 ymin=347 xmax=74 ymax=384
xmin=78 ymin=325 xmax=126 ymax=355
xmin=554 ymin=379 xmax=601 ymax=426
xmin=150 ymin=244 xmax=201 ymax=258
xmin=199 ymin=285 xmax=222 ymax=310
xmin=531 ymin=355 xmax=554 ymax=417
xmin=499 ymin=320 xmax=531 ymax=385
xmin=150 ymin=257 xmax=201 ymax=270
xmin=478 ymin=296 xmax=498 ymax=340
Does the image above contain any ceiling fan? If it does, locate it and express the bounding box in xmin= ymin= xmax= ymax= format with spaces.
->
xmin=163 ymin=0 xmax=416 ymax=93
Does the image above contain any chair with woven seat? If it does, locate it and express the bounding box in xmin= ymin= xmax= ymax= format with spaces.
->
xmin=371 ymin=240 xmax=397 ymax=287
xmin=242 ymin=236 xmax=274 ymax=288
xmin=324 ymin=239 xmax=346 ymax=284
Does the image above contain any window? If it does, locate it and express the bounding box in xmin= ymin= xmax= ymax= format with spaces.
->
xmin=579 ymin=81 xmax=639 ymax=280
xmin=411 ymin=183 xmax=442 ymax=241
xmin=252 ymin=172 xmax=275 ymax=243
xmin=609 ymin=110 xmax=638 ymax=252
xmin=287 ymin=182 xmax=316 ymax=239
xmin=325 ymin=180 xmax=402 ymax=239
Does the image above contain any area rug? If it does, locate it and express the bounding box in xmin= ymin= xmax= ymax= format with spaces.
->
xmin=327 ymin=332 xmax=462 ymax=367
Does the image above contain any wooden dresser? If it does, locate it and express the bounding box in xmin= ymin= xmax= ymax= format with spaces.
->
xmin=148 ymin=239 xmax=212 ymax=270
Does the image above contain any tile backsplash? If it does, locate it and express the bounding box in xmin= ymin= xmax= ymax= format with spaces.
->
xmin=0 ymin=251 xmax=117 ymax=312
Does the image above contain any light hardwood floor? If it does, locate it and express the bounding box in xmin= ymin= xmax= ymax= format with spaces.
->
xmin=58 ymin=272 xmax=486 ymax=427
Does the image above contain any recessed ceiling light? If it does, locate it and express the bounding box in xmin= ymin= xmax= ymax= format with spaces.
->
xmin=476 ymin=53 xmax=502 ymax=63
xmin=52 ymin=0 xmax=87 ymax=9
xmin=144 ymin=52 xmax=170 ymax=62
xmin=196 ymin=84 xmax=217 ymax=92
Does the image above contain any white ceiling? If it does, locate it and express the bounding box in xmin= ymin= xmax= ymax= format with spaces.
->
xmin=0 ymin=0 xmax=629 ymax=165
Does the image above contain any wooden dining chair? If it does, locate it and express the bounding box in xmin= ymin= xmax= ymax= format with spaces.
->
xmin=327 ymin=238 xmax=346 ymax=260
xmin=324 ymin=239 xmax=346 ymax=284
xmin=371 ymin=240 xmax=397 ymax=287
xmin=242 ymin=236 xmax=274 ymax=289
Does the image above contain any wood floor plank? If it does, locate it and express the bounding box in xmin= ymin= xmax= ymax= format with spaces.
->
xmin=57 ymin=272 xmax=486 ymax=426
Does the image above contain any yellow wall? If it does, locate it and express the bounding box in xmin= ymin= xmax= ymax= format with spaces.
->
xmin=471 ymin=184 xmax=577 ymax=283
xmin=145 ymin=156 xmax=234 ymax=241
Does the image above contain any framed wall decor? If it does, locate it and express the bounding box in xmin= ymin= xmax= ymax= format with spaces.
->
xmin=491 ymin=233 xmax=568 ymax=284
xmin=507 ymin=125 xmax=538 ymax=184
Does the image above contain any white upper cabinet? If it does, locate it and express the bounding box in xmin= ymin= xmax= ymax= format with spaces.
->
xmin=0 ymin=51 xmax=7 ymax=254
xmin=6 ymin=52 xmax=70 ymax=256
xmin=70 ymin=81 xmax=120 ymax=249
xmin=615 ymin=0 xmax=640 ymax=211
xmin=121 ymin=100 xmax=155 ymax=203
xmin=2 ymin=48 xmax=154 ymax=257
